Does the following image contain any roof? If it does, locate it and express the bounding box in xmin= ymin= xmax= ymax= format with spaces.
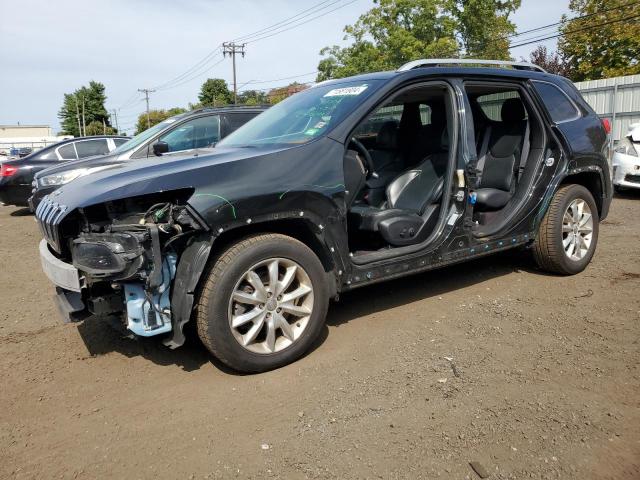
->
xmin=189 ymin=105 xmax=270 ymax=114
xmin=314 ymin=63 xmax=563 ymax=90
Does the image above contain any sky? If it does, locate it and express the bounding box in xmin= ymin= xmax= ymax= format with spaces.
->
xmin=0 ymin=0 xmax=570 ymax=135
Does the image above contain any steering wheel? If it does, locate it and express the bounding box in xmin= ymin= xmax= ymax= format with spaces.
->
xmin=349 ymin=137 xmax=377 ymax=179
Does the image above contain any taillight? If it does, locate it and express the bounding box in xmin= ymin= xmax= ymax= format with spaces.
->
xmin=602 ymin=118 xmax=611 ymax=134
xmin=0 ymin=164 xmax=18 ymax=177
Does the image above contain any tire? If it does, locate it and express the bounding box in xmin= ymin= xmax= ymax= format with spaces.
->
xmin=196 ymin=233 xmax=329 ymax=373
xmin=532 ymin=184 xmax=599 ymax=275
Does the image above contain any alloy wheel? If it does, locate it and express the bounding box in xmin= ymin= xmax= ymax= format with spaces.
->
xmin=562 ymin=198 xmax=593 ymax=261
xmin=228 ymin=258 xmax=314 ymax=354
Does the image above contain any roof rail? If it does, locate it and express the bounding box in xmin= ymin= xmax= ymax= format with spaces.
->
xmin=397 ymin=58 xmax=546 ymax=73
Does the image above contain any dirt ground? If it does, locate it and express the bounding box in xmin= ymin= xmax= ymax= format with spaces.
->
xmin=0 ymin=193 xmax=639 ymax=480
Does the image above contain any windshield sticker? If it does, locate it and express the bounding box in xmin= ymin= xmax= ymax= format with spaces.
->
xmin=323 ymin=85 xmax=368 ymax=97
xmin=304 ymin=128 xmax=319 ymax=136
xmin=314 ymin=121 xmax=327 ymax=129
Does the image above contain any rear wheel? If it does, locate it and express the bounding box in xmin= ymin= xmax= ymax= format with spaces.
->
xmin=532 ymin=184 xmax=599 ymax=275
xmin=196 ymin=234 xmax=329 ymax=373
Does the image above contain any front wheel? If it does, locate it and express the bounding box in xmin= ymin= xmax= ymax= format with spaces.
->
xmin=532 ymin=184 xmax=599 ymax=275
xmin=196 ymin=234 xmax=329 ymax=373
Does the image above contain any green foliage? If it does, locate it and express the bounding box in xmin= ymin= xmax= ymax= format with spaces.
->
xmin=558 ymin=0 xmax=640 ymax=81
xmin=317 ymin=0 xmax=520 ymax=80
xmin=58 ymin=81 xmax=112 ymax=137
xmin=528 ymin=45 xmax=573 ymax=77
xmin=237 ymin=90 xmax=268 ymax=105
xmin=135 ymin=107 xmax=187 ymax=135
xmin=198 ymin=78 xmax=233 ymax=106
xmin=84 ymin=120 xmax=118 ymax=136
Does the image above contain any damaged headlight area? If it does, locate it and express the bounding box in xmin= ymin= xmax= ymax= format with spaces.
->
xmin=68 ymin=191 xmax=205 ymax=337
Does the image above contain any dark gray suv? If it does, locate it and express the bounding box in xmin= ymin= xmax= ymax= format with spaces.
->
xmin=35 ymin=59 xmax=611 ymax=373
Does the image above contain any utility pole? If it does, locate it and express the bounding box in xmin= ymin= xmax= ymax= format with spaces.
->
xmin=81 ymin=95 xmax=86 ymax=137
xmin=75 ymin=97 xmax=82 ymax=137
xmin=111 ymin=109 xmax=119 ymax=133
xmin=138 ymin=88 xmax=155 ymax=129
xmin=222 ymin=42 xmax=246 ymax=104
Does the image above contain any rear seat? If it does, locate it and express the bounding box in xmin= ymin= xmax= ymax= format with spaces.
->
xmin=474 ymin=98 xmax=528 ymax=211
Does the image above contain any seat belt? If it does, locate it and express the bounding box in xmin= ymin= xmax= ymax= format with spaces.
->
xmin=518 ymin=120 xmax=531 ymax=180
xmin=475 ymin=125 xmax=492 ymax=185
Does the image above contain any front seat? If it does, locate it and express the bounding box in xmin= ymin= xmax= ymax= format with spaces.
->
xmin=365 ymin=121 xmax=406 ymax=205
xmin=349 ymin=153 xmax=448 ymax=246
xmin=474 ymin=98 xmax=528 ymax=211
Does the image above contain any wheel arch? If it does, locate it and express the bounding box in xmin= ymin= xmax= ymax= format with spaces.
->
xmin=559 ymin=170 xmax=604 ymax=217
xmin=166 ymin=216 xmax=342 ymax=348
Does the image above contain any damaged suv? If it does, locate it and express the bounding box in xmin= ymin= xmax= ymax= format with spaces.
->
xmin=36 ymin=59 xmax=612 ymax=373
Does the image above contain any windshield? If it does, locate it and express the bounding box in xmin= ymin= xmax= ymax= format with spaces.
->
xmin=111 ymin=117 xmax=182 ymax=155
xmin=218 ymin=80 xmax=381 ymax=147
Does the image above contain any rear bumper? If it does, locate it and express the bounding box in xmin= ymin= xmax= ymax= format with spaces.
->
xmin=0 ymin=184 xmax=31 ymax=206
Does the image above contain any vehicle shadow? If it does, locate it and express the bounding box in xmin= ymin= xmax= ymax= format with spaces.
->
xmin=324 ymin=249 xmax=537 ymax=328
xmin=75 ymin=249 xmax=537 ymax=374
xmin=614 ymin=188 xmax=640 ymax=199
xmin=10 ymin=207 xmax=32 ymax=216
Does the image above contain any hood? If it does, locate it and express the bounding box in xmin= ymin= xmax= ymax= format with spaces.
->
xmin=44 ymin=145 xmax=286 ymax=210
xmin=34 ymin=152 xmax=122 ymax=179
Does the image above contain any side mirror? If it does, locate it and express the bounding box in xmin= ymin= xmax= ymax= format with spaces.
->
xmin=152 ymin=141 xmax=169 ymax=156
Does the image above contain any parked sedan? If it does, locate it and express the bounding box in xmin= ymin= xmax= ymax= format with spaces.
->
xmin=30 ymin=105 xmax=267 ymax=210
xmin=0 ymin=136 xmax=129 ymax=207
xmin=612 ymin=123 xmax=640 ymax=192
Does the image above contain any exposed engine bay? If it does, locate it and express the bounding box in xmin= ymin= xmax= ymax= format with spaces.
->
xmin=63 ymin=192 xmax=205 ymax=338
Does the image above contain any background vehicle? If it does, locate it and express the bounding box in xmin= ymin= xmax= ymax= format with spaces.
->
xmin=35 ymin=60 xmax=611 ymax=373
xmin=612 ymin=123 xmax=640 ymax=192
xmin=30 ymin=106 xmax=267 ymax=210
xmin=0 ymin=135 xmax=128 ymax=207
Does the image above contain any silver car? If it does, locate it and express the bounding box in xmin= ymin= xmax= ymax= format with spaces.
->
xmin=612 ymin=123 xmax=640 ymax=192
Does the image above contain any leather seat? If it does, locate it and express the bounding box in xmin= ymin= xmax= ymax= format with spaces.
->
xmin=474 ymin=98 xmax=528 ymax=212
xmin=350 ymin=153 xmax=448 ymax=246
xmin=365 ymin=122 xmax=406 ymax=205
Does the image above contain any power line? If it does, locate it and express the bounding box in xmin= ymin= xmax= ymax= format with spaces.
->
xmin=245 ymin=0 xmax=361 ymax=44
xmin=232 ymin=0 xmax=345 ymax=43
xmin=153 ymin=47 xmax=223 ymax=91
xmin=506 ymin=0 xmax=640 ymax=41
xmin=510 ymin=11 xmax=640 ymax=49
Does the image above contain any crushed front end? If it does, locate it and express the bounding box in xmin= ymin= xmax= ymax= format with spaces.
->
xmin=36 ymin=191 xmax=206 ymax=341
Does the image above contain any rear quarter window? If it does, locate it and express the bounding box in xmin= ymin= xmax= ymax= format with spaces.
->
xmin=532 ymin=81 xmax=580 ymax=123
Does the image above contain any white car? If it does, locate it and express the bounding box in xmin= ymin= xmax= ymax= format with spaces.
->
xmin=612 ymin=123 xmax=640 ymax=192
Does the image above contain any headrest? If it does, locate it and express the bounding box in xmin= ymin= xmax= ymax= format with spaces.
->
xmin=376 ymin=121 xmax=398 ymax=150
xmin=501 ymin=98 xmax=526 ymax=123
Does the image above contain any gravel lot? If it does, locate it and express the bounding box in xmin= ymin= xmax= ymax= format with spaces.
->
xmin=1 ymin=194 xmax=639 ymax=480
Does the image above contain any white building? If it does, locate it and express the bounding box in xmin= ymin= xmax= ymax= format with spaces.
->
xmin=0 ymin=124 xmax=72 ymax=154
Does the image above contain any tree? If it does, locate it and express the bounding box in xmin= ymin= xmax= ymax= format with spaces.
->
xmin=448 ymin=0 xmax=521 ymax=60
xmin=317 ymin=0 xmax=520 ymax=81
xmin=267 ymin=83 xmax=310 ymax=104
xmin=238 ymin=90 xmax=268 ymax=105
xmin=528 ymin=45 xmax=573 ymax=77
xmin=84 ymin=120 xmax=117 ymax=136
xmin=198 ymin=78 xmax=233 ymax=107
xmin=134 ymin=107 xmax=187 ymax=135
xmin=558 ymin=0 xmax=640 ymax=81
xmin=58 ymin=81 xmax=112 ymax=137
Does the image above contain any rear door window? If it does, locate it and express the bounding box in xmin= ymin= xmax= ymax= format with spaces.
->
xmin=475 ymin=91 xmax=521 ymax=121
xmin=532 ymin=81 xmax=580 ymax=123
xmin=57 ymin=143 xmax=77 ymax=160
xmin=75 ymin=139 xmax=110 ymax=158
